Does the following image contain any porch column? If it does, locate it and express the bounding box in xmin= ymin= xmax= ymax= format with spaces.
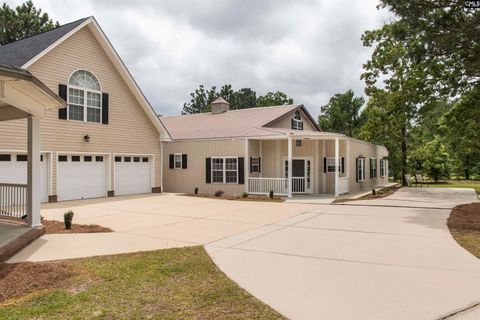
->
xmin=245 ymin=138 xmax=249 ymax=192
xmin=287 ymin=136 xmax=292 ymax=198
xmin=322 ymin=140 xmax=326 ymax=193
xmin=27 ymin=116 xmax=41 ymax=227
xmin=334 ymin=137 xmax=339 ymax=197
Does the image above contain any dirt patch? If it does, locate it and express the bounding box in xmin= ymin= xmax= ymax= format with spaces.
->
xmin=447 ymin=203 xmax=480 ymax=231
xmin=42 ymin=220 xmax=112 ymax=234
xmin=0 ymin=261 xmax=76 ymax=304
xmin=186 ymin=194 xmax=285 ymax=202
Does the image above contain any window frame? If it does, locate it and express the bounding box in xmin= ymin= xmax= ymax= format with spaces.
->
xmin=251 ymin=157 xmax=260 ymax=173
xmin=211 ymin=156 xmax=238 ymax=184
xmin=326 ymin=157 xmax=342 ymax=173
xmin=174 ymin=153 xmax=183 ymax=169
xmin=291 ymin=111 xmax=303 ymax=130
xmin=67 ymin=70 xmax=102 ymax=124
xmin=380 ymin=159 xmax=387 ymax=177
xmin=357 ymin=157 xmax=366 ymax=182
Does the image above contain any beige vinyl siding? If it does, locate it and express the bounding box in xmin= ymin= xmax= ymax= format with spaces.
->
xmin=267 ymin=108 xmax=317 ymax=131
xmin=163 ymin=139 xmax=245 ymax=195
xmin=347 ymin=140 xmax=388 ymax=193
xmin=0 ymin=26 xmax=162 ymax=195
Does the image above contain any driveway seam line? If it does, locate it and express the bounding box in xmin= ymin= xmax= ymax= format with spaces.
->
xmin=438 ymin=301 xmax=480 ymax=319
xmin=226 ymin=246 xmax=480 ymax=274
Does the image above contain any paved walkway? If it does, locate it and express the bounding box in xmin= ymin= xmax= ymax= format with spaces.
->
xmin=9 ymin=194 xmax=317 ymax=262
xmin=206 ymin=188 xmax=480 ymax=320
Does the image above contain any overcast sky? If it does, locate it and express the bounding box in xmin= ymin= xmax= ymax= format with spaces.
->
xmin=8 ymin=0 xmax=391 ymax=117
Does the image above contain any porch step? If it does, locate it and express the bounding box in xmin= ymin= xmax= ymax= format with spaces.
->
xmin=0 ymin=224 xmax=45 ymax=263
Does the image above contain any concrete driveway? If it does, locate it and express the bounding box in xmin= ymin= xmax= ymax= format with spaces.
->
xmin=206 ymin=188 xmax=480 ymax=320
xmin=9 ymin=193 xmax=317 ymax=262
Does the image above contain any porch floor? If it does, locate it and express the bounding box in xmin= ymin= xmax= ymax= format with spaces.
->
xmin=285 ymin=194 xmax=335 ymax=205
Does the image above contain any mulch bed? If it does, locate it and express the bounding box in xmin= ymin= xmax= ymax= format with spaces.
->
xmin=0 ymin=261 xmax=76 ymax=304
xmin=42 ymin=220 xmax=112 ymax=234
xmin=360 ymin=185 xmax=400 ymax=200
xmin=186 ymin=194 xmax=285 ymax=202
xmin=447 ymin=203 xmax=480 ymax=231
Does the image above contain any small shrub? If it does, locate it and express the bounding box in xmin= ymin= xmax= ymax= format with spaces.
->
xmin=269 ymin=190 xmax=274 ymax=199
xmin=64 ymin=210 xmax=74 ymax=230
xmin=214 ymin=190 xmax=224 ymax=197
xmin=241 ymin=192 xmax=248 ymax=198
xmin=372 ymin=189 xmax=376 ymax=196
xmin=194 ymin=187 xmax=199 ymax=195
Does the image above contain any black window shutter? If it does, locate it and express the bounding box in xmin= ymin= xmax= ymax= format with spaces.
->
xmin=370 ymin=159 xmax=373 ymax=179
xmin=258 ymin=157 xmax=261 ymax=173
xmin=341 ymin=157 xmax=345 ymax=174
xmin=356 ymin=158 xmax=359 ymax=182
xmin=206 ymin=158 xmax=211 ymax=183
xmin=249 ymin=157 xmax=253 ymax=173
xmin=238 ymin=157 xmax=245 ymax=184
xmin=182 ymin=154 xmax=187 ymax=169
xmin=102 ymin=93 xmax=109 ymax=124
xmin=58 ymin=84 xmax=67 ymax=119
xmin=169 ymin=154 xmax=174 ymax=169
xmin=323 ymin=157 xmax=326 ymax=173
xmin=299 ymin=121 xmax=303 ymax=130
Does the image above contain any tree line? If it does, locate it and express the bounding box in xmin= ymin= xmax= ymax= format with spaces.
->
xmin=181 ymin=84 xmax=294 ymax=114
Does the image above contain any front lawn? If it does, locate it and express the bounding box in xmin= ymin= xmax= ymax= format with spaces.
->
xmin=447 ymin=202 xmax=480 ymax=258
xmin=0 ymin=247 xmax=284 ymax=319
xmin=410 ymin=180 xmax=480 ymax=195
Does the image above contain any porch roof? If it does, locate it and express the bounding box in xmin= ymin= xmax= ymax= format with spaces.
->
xmin=0 ymin=64 xmax=65 ymax=121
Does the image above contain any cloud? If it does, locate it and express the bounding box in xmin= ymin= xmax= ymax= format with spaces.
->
xmin=6 ymin=0 xmax=390 ymax=118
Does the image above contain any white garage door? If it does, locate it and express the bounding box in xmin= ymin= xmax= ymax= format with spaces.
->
xmin=114 ymin=155 xmax=151 ymax=196
xmin=0 ymin=153 xmax=49 ymax=203
xmin=57 ymin=154 xmax=107 ymax=201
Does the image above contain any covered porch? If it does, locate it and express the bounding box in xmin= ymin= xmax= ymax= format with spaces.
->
xmin=244 ymin=131 xmax=351 ymax=198
xmin=0 ymin=65 xmax=65 ymax=228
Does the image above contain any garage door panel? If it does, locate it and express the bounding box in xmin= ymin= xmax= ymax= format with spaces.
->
xmin=0 ymin=153 xmax=48 ymax=203
xmin=115 ymin=156 xmax=151 ymax=196
xmin=57 ymin=155 xmax=107 ymax=201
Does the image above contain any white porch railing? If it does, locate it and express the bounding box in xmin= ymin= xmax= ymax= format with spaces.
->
xmin=248 ymin=177 xmax=288 ymax=196
xmin=0 ymin=183 xmax=28 ymax=219
xmin=338 ymin=177 xmax=349 ymax=195
xmin=292 ymin=177 xmax=307 ymax=193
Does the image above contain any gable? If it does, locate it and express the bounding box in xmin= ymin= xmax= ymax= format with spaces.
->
xmin=265 ymin=107 xmax=320 ymax=131
xmin=26 ymin=25 xmax=163 ymax=146
xmin=15 ymin=17 xmax=169 ymax=140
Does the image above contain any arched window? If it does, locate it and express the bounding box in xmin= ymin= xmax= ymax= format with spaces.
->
xmin=68 ymin=70 xmax=102 ymax=123
xmin=291 ymin=110 xmax=303 ymax=130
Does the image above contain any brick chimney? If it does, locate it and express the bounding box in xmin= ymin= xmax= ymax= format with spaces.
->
xmin=211 ymin=96 xmax=230 ymax=114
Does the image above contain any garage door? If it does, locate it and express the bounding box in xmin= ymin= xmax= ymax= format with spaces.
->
xmin=0 ymin=153 xmax=49 ymax=203
xmin=57 ymin=154 xmax=107 ymax=201
xmin=114 ymin=155 xmax=151 ymax=196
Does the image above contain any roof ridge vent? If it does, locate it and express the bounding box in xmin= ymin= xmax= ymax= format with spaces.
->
xmin=211 ymin=96 xmax=230 ymax=114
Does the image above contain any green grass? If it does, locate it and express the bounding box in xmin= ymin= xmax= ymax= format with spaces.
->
xmin=0 ymin=247 xmax=285 ymax=320
xmin=420 ymin=183 xmax=480 ymax=195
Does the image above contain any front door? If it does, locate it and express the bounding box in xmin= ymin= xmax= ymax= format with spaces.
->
xmin=284 ymin=158 xmax=312 ymax=193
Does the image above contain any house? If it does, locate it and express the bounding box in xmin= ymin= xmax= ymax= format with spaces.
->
xmin=0 ymin=17 xmax=170 ymax=206
xmin=160 ymin=97 xmax=389 ymax=197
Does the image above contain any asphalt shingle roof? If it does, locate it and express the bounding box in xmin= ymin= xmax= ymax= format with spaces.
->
xmin=0 ymin=17 xmax=89 ymax=67
xmin=159 ymin=105 xmax=313 ymax=140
